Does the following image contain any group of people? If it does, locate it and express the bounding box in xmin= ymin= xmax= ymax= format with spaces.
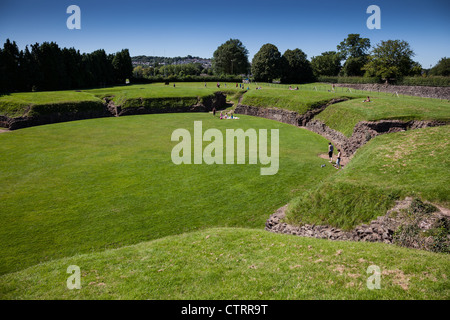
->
xmin=328 ymin=142 xmax=342 ymax=169
xmin=219 ymin=111 xmax=238 ymax=120
xmin=211 ymin=107 xmax=239 ymax=120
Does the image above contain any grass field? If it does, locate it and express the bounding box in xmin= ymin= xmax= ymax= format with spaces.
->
xmin=285 ymin=125 xmax=450 ymax=230
xmin=0 ymin=113 xmax=335 ymax=275
xmin=1 ymin=228 xmax=448 ymax=300
xmin=1 ymin=82 xmax=449 ymax=300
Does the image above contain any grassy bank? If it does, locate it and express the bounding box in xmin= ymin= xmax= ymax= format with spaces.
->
xmin=285 ymin=125 xmax=450 ymax=230
xmin=314 ymin=95 xmax=450 ymax=137
xmin=1 ymin=228 xmax=448 ymax=300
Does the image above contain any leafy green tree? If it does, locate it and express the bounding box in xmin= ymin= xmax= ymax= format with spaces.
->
xmin=337 ymin=34 xmax=371 ymax=77
xmin=430 ymin=57 xmax=450 ymax=76
xmin=212 ymin=39 xmax=250 ymax=75
xmin=281 ymin=49 xmax=314 ymax=83
xmin=340 ymin=56 xmax=368 ymax=77
xmin=337 ymin=34 xmax=371 ymax=60
xmin=410 ymin=61 xmax=423 ymax=76
xmin=252 ymin=43 xmax=283 ymax=82
xmin=363 ymin=40 xmax=416 ymax=82
xmin=311 ymin=51 xmax=342 ymax=77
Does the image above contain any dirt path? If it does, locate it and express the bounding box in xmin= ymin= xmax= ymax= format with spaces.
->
xmin=0 ymin=129 xmax=10 ymax=134
xmin=317 ymin=152 xmax=350 ymax=167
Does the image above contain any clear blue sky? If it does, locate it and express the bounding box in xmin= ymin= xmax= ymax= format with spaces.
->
xmin=0 ymin=0 xmax=449 ymax=68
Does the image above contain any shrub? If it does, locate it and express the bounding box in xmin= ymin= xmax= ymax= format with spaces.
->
xmin=396 ymin=76 xmax=450 ymax=87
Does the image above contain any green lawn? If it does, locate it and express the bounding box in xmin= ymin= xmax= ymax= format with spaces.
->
xmin=285 ymin=125 xmax=450 ymax=230
xmin=1 ymin=228 xmax=448 ymax=300
xmin=0 ymin=113 xmax=335 ymax=275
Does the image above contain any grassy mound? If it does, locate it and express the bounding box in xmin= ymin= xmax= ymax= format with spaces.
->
xmin=1 ymin=228 xmax=448 ymax=300
xmin=0 ymin=113 xmax=335 ymax=275
xmin=314 ymin=95 xmax=450 ymax=137
xmin=0 ymin=83 xmax=242 ymax=119
xmin=240 ymin=86 xmax=358 ymax=114
xmin=87 ymin=83 xmax=238 ymax=109
xmin=285 ymin=125 xmax=450 ymax=230
xmin=0 ymin=91 xmax=102 ymax=118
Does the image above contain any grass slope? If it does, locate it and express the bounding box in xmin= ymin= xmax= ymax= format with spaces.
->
xmin=314 ymin=95 xmax=450 ymax=137
xmin=0 ymin=91 xmax=101 ymax=118
xmin=0 ymin=113 xmax=335 ymax=275
xmin=285 ymin=125 xmax=450 ymax=230
xmin=1 ymin=228 xmax=448 ymax=300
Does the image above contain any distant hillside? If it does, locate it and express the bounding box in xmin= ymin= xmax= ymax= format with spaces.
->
xmin=132 ymin=55 xmax=212 ymax=68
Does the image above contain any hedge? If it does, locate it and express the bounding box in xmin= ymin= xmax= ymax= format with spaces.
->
xmin=317 ymin=76 xmax=381 ymax=84
xmin=317 ymin=76 xmax=450 ymax=87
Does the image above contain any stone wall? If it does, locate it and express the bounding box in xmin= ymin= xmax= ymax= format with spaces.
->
xmin=235 ymin=103 xmax=447 ymax=159
xmin=266 ymin=200 xmax=450 ymax=249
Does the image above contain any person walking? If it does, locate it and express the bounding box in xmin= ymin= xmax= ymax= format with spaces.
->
xmin=328 ymin=142 xmax=334 ymax=163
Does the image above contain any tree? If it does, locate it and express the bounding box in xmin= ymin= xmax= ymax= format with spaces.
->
xmin=252 ymin=43 xmax=283 ymax=82
xmin=112 ymin=49 xmax=133 ymax=83
xmin=337 ymin=34 xmax=371 ymax=60
xmin=430 ymin=57 xmax=450 ymax=76
xmin=341 ymin=56 xmax=368 ymax=77
xmin=311 ymin=51 xmax=342 ymax=77
xmin=31 ymin=42 xmax=67 ymax=91
xmin=363 ymin=40 xmax=416 ymax=82
xmin=0 ymin=39 xmax=21 ymax=92
xmin=337 ymin=34 xmax=371 ymax=77
xmin=410 ymin=61 xmax=423 ymax=76
xmin=281 ymin=49 xmax=314 ymax=83
xmin=212 ymin=39 xmax=250 ymax=75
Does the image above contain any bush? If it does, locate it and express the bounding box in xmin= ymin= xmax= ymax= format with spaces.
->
xmin=393 ymin=198 xmax=449 ymax=253
xmin=396 ymin=76 xmax=450 ymax=87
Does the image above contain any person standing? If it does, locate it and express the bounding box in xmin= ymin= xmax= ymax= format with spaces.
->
xmin=336 ymin=150 xmax=342 ymax=169
xmin=212 ymin=107 xmax=216 ymax=117
xmin=328 ymin=142 xmax=334 ymax=163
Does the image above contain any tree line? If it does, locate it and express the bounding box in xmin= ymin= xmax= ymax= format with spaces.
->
xmin=133 ymin=62 xmax=210 ymax=79
xmin=211 ymin=36 xmax=450 ymax=84
xmin=0 ymin=39 xmax=133 ymax=93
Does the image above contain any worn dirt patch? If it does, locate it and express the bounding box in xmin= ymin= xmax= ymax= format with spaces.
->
xmin=318 ymin=153 xmax=349 ymax=167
